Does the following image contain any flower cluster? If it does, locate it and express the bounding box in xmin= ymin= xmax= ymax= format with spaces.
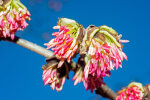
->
xmin=45 ymin=18 xmax=83 ymax=68
xmin=44 ymin=18 xmax=128 ymax=92
xmin=42 ymin=66 xmax=66 ymax=91
xmin=73 ymin=25 xmax=128 ymax=92
xmin=116 ymin=82 xmax=144 ymax=100
xmin=0 ymin=0 xmax=30 ymax=40
xmin=42 ymin=57 xmax=69 ymax=91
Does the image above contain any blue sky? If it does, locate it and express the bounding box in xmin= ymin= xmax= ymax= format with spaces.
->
xmin=1 ymin=0 xmax=150 ymax=100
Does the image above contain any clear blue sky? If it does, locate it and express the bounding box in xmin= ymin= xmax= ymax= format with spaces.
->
xmin=1 ymin=0 xmax=150 ymax=100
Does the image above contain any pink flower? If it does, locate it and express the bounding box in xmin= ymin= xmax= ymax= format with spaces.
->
xmin=45 ymin=18 xmax=83 ymax=68
xmin=84 ymin=39 xmax=127 ymax=80
xmin=73 ymin=25 xmax=128 ymax=92
xmin=42 ymin=56 xmax=69 ymax=92
xmin=84 ymin=25 xmax=128 ymax=80
xmin=116 ymin=82 xmax=144 ymax=100
xmin=83 ymin=76 xmax=104 ymax=93
xmin=42 ymin=66 xmax=66 ymax=92
xmin=0 ymin=0 xmax=31 ymax=40
xmin=72 ymin=55 xmax=105 ymax=93
xmin=73 ymin=67 xmax=104 ymax=93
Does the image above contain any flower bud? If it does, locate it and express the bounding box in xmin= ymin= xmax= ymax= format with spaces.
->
xmin=116 ymin=82 xmax=144 ymax=100
xmin=73 ymin=54 xmax=104 ymax=93
xmin=42 ymin=57 xmax=69 ymax=91
xmin=45 ymin=18 xmax=84 ymax=67
xmin=0 ymin=0 xmax=31 ymax=40
xmin=74 ymin=25 xmax=128 ymax=92
xmin=83 ymin=25 xmax=128 ymax=80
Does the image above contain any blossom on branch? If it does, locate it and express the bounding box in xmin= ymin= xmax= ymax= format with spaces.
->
xmin=0 ymin=0 xmax=30 ymax=40
xmin=72 ymin=55 xmax=104 ymax=93
xmin=116 ymin=82 xmax=144 ymax=100
xmin=45 ymin=18 xmax=84 ymax=68
xmin=42 ymin=57 xmax=69 ymax=91
xmin=84 ymin=25 xmax=128 ymax=78
xmin=42 ymin=66 xmax=65 ymax=91
xmin=44 ymin=18 xmax=128 ymax=92
xmin=75 ymin=25 xmax=128 ymax=92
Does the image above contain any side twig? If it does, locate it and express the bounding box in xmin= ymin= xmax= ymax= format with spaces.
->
xmin=2 ymin=36 xmax=117 ymax=100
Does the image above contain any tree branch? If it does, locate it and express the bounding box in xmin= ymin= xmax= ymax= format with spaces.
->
xmin=2 ymin=36 xmax=53 ymax=58
xmin=2 ymin=36 xmax=117 ymax=100
xmin=96 ymin=84 xmax=117 ymax=100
